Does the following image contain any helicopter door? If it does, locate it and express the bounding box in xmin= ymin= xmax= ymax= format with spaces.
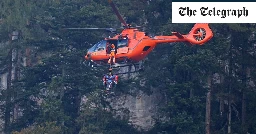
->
xmin=117 ymin=38 xmax=128 ymax=54
xmin=106 ymin=40 xmax=118 ymax=54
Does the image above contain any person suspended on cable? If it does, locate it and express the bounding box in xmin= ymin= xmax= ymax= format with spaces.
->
xmin=103 ymin=69 xmax=118 ymax=89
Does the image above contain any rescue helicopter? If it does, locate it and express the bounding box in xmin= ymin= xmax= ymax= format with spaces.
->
xmin=68 ymin=0 xmax=214 ymax=74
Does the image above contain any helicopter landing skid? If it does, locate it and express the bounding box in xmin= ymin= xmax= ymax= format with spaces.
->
xmin=111 ymin=63 xmax=144 ymax=75
xmin=85 ymin=60 xmax=144 ymax=74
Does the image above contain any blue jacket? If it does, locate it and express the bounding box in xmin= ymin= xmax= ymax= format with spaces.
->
xmin=103 ymin=74 xmax=118 ymax=83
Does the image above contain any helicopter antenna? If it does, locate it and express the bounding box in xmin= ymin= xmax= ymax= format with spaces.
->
xmin=108 ymin=0 xmax=129 ymax=29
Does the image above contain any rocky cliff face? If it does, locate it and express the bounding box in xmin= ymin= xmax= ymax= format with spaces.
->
xmin=81 ymin=87 xmax=164 ymax=132
xmin=104 ymin=62 xmax=164 ymax=131
xmin=110 ymin=87 xmax=163 ymax=131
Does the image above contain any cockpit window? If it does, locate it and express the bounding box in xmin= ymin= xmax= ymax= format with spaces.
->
xmin=87 ymin=44 xmax=97 ymax=53
xmin=95 ymin=40 xmax=106 ymax=51
xmin=87 ymin=40 xmax=106 ymax=53
xmin=117 ymin=38 xmax=128 ymax=48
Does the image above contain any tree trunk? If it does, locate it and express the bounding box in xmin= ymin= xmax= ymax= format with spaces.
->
xmin=241 ymin=91 xmax=246 ymax=132
xmin=13 ymin=48 xmax=21 ymax=121
xmin=228 ymin=98 xmax=231 ymax=134
xmin=242 ymin=68 xmax=250 ymax=133
xmin=219 ymin=97 xmax=224 ymax=116
xmin=25 ymin=48 xmax=31 ymax=67
xmin=227 ymin=36 xmax=233 ymax=134
xmin=190 ymin=88 xmax=193 ymax=98
xmin=228 ymin=68 xmax=232 ymax=134
xmin=4 ymin=49 xmax=13 ymax=134
xmin=205 ymin=74 xmax=212 ymax=134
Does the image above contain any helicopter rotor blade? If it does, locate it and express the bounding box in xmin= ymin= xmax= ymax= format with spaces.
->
xmin=108 ymin=0 xmax=129 ymax=28
xmin=65 ymin=27 xmax=117 ymax=33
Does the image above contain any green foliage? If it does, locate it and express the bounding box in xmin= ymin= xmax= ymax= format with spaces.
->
xmin=148 ymin=82 xmax=206 ymax=134
xmin=1 ymin=0 xmax=256 ymax=134
xmin=140 ymin=22 xmax=256 ymax=133
xmin=12 ymin=122 xmax=61 ymax=134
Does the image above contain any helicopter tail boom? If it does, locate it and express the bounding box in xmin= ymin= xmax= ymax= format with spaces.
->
xmin=153 ymin=23 xmax=213 ymax=45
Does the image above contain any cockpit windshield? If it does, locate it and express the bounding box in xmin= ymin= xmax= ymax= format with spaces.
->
xmin=87 ymin=40 xmax=107 ymax=53
xmin=87 ymin=38 xmax=128 ymax=53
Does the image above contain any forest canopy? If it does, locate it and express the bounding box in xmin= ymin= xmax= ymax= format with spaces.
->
xmin=0 ymin=0 xmax=256 ymax=134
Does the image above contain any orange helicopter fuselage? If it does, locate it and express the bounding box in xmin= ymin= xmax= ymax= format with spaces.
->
xmin=85 ymin=28 xmax=157 ymax=63
xmin=85 ymin=23 xmax=213 ymax=64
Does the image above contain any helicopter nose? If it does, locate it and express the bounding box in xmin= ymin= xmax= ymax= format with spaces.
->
xmin=85 ymin=53 xmax=91 ymax=60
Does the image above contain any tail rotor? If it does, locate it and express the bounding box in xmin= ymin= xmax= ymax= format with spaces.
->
xmin=186 ymin=23 xmax=213 ymax=45
xmin=194 ymin=28 xmax=206 ymax=41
